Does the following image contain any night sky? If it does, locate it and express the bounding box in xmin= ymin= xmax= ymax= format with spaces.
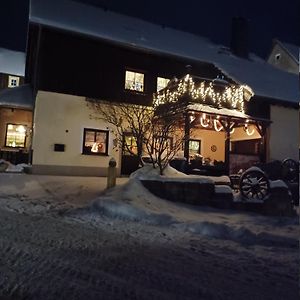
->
xmin=0 ymin=0 xmax=299 ymax=58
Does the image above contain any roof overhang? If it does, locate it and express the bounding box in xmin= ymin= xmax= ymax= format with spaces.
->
xmin=0 ymin=84 xmax=34 ymax=110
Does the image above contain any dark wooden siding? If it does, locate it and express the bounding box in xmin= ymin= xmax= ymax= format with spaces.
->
xmin=26 ymin=25 xmax=225 ymax=106
xmin=245 ymin=96 xmax=270 ymax=119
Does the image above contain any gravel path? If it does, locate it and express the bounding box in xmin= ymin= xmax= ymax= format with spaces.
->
xmin=0 ymin=205 xmax=298 ymax=300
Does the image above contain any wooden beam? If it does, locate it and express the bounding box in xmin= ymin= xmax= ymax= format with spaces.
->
xmin=184 ymin=112 xmax=190 ymax=163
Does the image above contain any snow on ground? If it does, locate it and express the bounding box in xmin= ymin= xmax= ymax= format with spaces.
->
xmin=0 ymin=169 xmax=299 ymax=300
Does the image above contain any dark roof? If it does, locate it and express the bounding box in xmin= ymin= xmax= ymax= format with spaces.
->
xmin=0 ymin=84 xmax=34 ymax=109
xmin=29 ymin=0 xmax=299 ymax=104
xmin=0 ymin=48 xmax=25 ymax=76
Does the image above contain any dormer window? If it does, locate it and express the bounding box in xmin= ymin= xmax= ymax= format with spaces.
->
xmin=125 ymin=70 xmax=144 ymax=92
xmin=157 ymin=77 xmax=170 ymax=92
xmin=8 ymin=75 xmax=20 ymax=88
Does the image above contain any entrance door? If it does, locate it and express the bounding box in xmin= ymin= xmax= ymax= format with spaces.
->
xmin=121 ymin=134 xmax=139 ymax=175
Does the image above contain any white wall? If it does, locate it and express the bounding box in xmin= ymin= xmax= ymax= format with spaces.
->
xmin=32 ymin=91 xmax=120 ymax=173
xmin=269 ymin=105 xmax=299 ymax=161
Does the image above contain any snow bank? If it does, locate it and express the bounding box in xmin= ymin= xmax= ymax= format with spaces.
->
xmin=92 ymin=197 xmax=176 ymax=225
xmin=130 ymin=164 xmax=188 ymax=179
xmin=0 ymin=159 xmax=29 ymax=173
xmin=176 ymin=221 xmax=298 ymax=248
xmin=87 ymin=167 xmax=298 ymax=247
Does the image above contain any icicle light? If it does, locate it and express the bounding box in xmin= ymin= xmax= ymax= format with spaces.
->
xmin=153 ymin=74 xmax=254 ymax=113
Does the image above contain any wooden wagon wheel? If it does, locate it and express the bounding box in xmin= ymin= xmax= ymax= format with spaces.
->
xmin=239 ymin=169 xmax=270 ymax=201
xmin=281 ymin=158 xmax=299 ymax=183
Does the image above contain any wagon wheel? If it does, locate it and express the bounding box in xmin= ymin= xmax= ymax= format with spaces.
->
xmin=281 ymin=158 xmax=299 ymax=183
xmin=239 ymin=169 xmax=270 ymax=201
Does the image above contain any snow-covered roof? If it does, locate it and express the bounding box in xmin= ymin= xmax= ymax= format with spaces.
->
xmin=281 ymin=41 xmax=299 ymax=63
xmin=187 ymin=104 xmax=250 ymax=120
xmin=0 ymin=84 xmax=34 ymax=109
xmin=0 ymin=48 xmax=25 ymax=76
xmin=29 ymin=0 xmax=299 ymax=104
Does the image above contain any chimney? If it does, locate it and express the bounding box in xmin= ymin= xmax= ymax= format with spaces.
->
xmin=230 ymin=17 xmax=249 ymax=59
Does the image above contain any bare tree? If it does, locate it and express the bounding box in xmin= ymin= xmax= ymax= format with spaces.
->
xmin=86 ymin=98 xmax=187 ymax=175
xmin=86 ymin=99 xmax=153 ymax=166
xmin=144 ymin=105 xmax=186 ymax=175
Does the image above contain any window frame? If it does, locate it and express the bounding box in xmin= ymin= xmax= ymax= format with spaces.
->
xmin=124 ymin=69 xmax=145 ymax=93
xmin=4 ymin=123 xmax=27 ymax=148
xmin=188 ymin=139 xmax=201 ymax=156
xmin=82 ymin=128 xmax=109 ymax=156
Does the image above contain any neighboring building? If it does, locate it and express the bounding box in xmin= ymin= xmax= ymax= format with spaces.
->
xmin=0 ymin=48 xmax=33 ymax=164
xmin=0 ymin=48 xmax=25 ymax=90
xmin=25 ymin=0 xmax=299 ymax=176
xmin=267 ymin=39 xmax=299 ymax=74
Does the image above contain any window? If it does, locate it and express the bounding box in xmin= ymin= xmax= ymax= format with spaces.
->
xmin=123 ymin=134 xmax=138 ymax=155
xmin=275 ymin=53 xmax=281 ymax=61
xmin=125 ymin=70 xmax=144 ymax=92
xmin=5 ymin=124 xmax=27 ymax=148
xmin=231 ymin=139 xmax=260 ymax=155
xmin=157 ymin=77 xmax=170 ymax=92
xmin=82 ymin=128 xmax=109 ymax=155
xmin=189 ymin=139 xmax=201 ymax=156
xmin=8 ymin=75 xmax=20 ymax=88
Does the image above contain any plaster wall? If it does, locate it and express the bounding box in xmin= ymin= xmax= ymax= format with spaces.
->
xmin=32 ymin=91 xmax=120 ymax=175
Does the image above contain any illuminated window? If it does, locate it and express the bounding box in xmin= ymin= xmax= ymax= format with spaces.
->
xmin=8 ymin=75 xmax=20 ymax=88
xmin=123 ymin=134 xmax=137 ymax=155
xmin=5 ymin=124 xmax=27 ymax=148
xmin=82 ymin=128 xmax=108 ymax=155
xmin=125 ymin=70 xmax=144 ymax=92
xmin=157 ymin=77 xmax=170 ymax=91
xmin=189 ymin=139 xmax=201 ymax=156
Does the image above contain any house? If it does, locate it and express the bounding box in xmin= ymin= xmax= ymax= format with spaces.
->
xmin=0 ymin=48 xmax=33 ymax=164
xmin=267 ymin=39 xmax=299 ymax=74
xmin=25 ymin=0 xmax=299 ymax=176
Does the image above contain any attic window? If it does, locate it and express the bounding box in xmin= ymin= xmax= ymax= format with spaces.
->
xmin=8 ymin=75 xmax=20 ymax=88
xmin=275 ymin=53 xmax=281 ymax=61
xmin=125 ymin=70 xmax=144 ymax=92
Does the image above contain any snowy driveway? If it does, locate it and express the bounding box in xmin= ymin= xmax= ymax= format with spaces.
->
xmin=0 ymin=173 xmax=299 ymax=300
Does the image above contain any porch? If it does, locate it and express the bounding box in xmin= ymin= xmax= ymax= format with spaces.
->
xmin=154 ymin=74 xmax=271 ymax=176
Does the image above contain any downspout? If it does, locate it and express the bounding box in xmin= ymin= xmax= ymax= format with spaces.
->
xmin=28 ymin=23 xmax=42 ymax=165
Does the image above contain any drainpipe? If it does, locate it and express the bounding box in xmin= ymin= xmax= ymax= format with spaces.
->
xmin=28 ymin=24 xmax=42 ymax=165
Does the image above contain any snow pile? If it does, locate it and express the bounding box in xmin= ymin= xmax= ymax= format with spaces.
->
xmin=130 ymin=164 xmax=188 ymax=179
xmin=79 ymin=165 xmax=298 ymax=246
xmin=0 ymin=159 xmax=29 ymax=173
xmin=176 ymin=221 xmax=298 ymax=248
xmin=92 ymin=197 xmax=175 ymax=225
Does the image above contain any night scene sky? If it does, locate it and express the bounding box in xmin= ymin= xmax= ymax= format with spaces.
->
xmin=0 ymin=0 xmax=299 ymax=58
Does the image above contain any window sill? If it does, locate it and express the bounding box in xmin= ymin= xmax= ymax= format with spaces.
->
xmin=124 ymin=89 xmax=147 ymax=96
xmin=82 ymin=152 xmax=109 ymax=156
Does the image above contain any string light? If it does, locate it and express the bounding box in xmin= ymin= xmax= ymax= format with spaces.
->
xmin=244 ymin=124 xmax=255 ymax=136
xmin=213 ymin=119 xmax=223 ymax=132
xmin=153 ymin=74 xmax=254 ymax=113
xmin=200 ymin=113 xmax=210 ymax=127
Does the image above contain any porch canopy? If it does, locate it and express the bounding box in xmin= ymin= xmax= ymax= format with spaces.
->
xmin=153 ymin=74 xmax=271 ymax=175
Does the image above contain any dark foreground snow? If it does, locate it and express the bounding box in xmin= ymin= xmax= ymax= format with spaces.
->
xmin=0 ymin=172 xmax=298 ymax=300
